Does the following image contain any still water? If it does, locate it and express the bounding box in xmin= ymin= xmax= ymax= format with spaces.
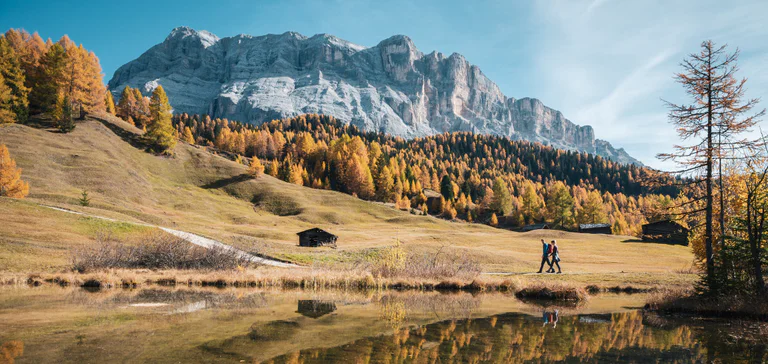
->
xmin=0 ymin=287 xmax=766 ymax=363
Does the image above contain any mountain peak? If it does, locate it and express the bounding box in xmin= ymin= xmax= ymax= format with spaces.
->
xmin=109 ymin=29 xmax=642 ymax=166
xmin=165 ymin=26 xmax=219 ymax=48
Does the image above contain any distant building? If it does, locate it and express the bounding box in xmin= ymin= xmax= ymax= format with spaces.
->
xmin=578 ymin=223 xmax=613 ymax=235
xmin=297 ymin=300 xmax=337 ymax=318
xmin=522 ymin=223 xmax=550 ymax=232
xmin=297 ymin=228 xmax=337 ymax=247
xmin=423 ymin=189 xmax=443 ymax=214
xmin=642 ymin=220 xmax=689 ymax=245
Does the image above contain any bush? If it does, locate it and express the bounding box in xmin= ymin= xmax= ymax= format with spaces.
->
xmin=72 ymin=231 xmax=252 ymax=272
xmin=369 ymin=243 xmax=481 ymax=280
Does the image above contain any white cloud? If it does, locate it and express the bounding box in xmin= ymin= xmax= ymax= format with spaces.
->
xmin=527 ymin=0 xmax=768 ymax=170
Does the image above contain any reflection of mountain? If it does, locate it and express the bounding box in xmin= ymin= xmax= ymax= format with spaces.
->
xmin=263 ymin=311 xmax=707 ymax=363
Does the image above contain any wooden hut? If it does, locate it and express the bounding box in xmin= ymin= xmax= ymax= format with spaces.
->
xmin=642 ymin=220 xmax=689 ymax=245
xmin=521 ymin=223 xmax=550 ymax=232
xmin=297 ymin=228 xmax=337 ymax=247
xmin=578 ymin=223 xmax=613 ymax=234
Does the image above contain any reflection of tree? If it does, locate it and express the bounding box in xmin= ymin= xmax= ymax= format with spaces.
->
xmin=261 ymin=311 xmax=763 ymax=363
xmin=0 ymin=341 xmax=24 ymax=364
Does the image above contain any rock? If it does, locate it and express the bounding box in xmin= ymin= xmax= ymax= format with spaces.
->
xmin=108 ymin=26 xmax=642 ymax=165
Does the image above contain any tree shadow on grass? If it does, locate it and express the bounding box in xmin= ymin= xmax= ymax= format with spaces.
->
xmin=201 ymin=173 xmax=253 ymax=189
xmin=90 ymin=115 xmax=152 ymax=151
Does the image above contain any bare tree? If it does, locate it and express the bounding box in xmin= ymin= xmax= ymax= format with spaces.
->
xmin=659 ymin=40 xmax=764 ymax=283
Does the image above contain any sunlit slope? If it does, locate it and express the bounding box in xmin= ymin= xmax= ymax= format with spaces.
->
xmin=0 ymin=115 xmax=693 ymax=273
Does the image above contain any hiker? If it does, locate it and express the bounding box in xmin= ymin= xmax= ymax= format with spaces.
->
xmin=537 ymin=239 xmax=552 ymax=273
xmin=552 ymin=309 xmax=559 ymax=328
xmin=550 ymin=240 xmax=562 ymax=274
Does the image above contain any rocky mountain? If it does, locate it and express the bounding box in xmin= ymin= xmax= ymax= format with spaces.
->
xmin=108 ymin=26 xmax=641 ymax=165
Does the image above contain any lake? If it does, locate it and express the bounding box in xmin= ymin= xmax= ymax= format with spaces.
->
xmin=0 ymin=287 xmax=766 ymax=363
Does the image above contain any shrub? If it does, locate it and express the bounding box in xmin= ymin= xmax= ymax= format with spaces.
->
xmin=369 ymin=242 xmax=481 ymax=280
xmin=71 ymin=230 xmax=252 ymax=272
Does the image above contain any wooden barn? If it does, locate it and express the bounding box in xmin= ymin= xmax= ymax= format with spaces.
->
xmin=522 ymin=223 xmax=550 ymax=232
xmin=423 ymin=189 xmax=443 ymax=214
xmin=578 ymin=223 xmax=613 ymax=235
xmin=297 ymin=228 xmax=337 ymax=247
xmin=642 ymin=220 xmax=689 ymax=245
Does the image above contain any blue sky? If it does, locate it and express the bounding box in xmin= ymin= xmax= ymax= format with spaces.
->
xmin=2 ymin=0 xmax=766 ymax=169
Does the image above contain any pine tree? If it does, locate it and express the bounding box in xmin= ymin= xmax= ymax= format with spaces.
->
xmin=53 ymin=93 xmax=74 ymax=132
xmin=440 ymin=174 xmax=455 ymax=201
xmin=104 ymin=90 xmax=115 ymax=115
xmin=79 ymin=190 xmax=90 ymax=207
xmin=375 ymin=166 xmax=396 ymax=202
xmin=0 ymin=144 xmax=29 ymax=198
xmin=30 ymin=43 xmax=67 ymax=113
xmin=0 ymin=37 xmax=29 ymax=123
xmin=146 ymin=86 xmax=176 ymax=154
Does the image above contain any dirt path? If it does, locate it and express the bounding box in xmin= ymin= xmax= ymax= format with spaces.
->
xmin=41 ymin=205 xmax=299 ymax=268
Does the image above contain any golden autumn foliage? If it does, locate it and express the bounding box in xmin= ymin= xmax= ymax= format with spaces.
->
xmin=248 ymin=157 xmax=265 ymax=177
xmin=3 ymin=29 xmax=106 ymax=118
xmin=0 ymin=144 xmax=29 ymax=198
xmin=170 ymin=113 xmax=684 ymax=233
xmin=146 ymin=85 xmax=176 ymax=154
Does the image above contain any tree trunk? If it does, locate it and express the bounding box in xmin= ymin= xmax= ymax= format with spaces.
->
xmin=705 ymin=60 xmax=715 ymax=281
xmin=749 ymin=190 xmax=766 ymax=295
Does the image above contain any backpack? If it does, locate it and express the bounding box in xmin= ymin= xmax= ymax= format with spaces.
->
xmin=547 ymin=244 xmax=554 ymax=254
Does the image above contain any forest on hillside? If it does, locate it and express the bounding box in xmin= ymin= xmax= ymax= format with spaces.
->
xmin=136 ymin=110 xmax=686 ymax=237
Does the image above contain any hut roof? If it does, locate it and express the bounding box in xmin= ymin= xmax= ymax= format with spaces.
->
xmin=579 ymin=223 xmax=611 ymax=230
xmin=522 ymin=223 xmax=550 ymax=231
xmin=422 ymin=189 xmax=442 ymax=198
xmin=296 ymin=228 xmax=337 ymax=238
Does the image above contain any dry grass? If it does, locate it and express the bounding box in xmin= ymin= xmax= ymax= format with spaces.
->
xmin=0 ymin=115 xmax=695 ymax=293
xmin=71 ymin=230 xmax=252 ymax=272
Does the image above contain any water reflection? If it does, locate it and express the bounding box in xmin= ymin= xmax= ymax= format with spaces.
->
xmin=297 ymin=300 xmax=337 ymax=319
xmin=0 ymin=287 xmax=766 ymax=363
xmin=260 ymin=310 xmax=749 ymax=363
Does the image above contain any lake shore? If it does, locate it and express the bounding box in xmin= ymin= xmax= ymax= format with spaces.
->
xmin=645 ymin=288 xmax=768 ymax=321
xmin=1 ymin=268 xmax=698 ymax=302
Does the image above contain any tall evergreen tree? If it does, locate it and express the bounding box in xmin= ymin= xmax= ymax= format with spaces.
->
xmin=146 ymin=86 xmax=176 ymax=154
xmin=0 ymin=37 xmax=29 ymax=123
xmin=30 ymin=43 xmax=67 ymax=113
xmin=440 ymin=174 xmax=455 ymax=201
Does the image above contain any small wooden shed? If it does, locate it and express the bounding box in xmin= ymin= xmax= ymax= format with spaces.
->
xmin=642 ymin=220 xmax=689 ymax=245
xmin=578 ymin=223 xmax=613 ymax=235
xmin=297 ymin=228 xmax=337 ymax=247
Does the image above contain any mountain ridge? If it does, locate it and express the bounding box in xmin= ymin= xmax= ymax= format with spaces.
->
xmin=108 ymin=26 xmax=642 ymax=165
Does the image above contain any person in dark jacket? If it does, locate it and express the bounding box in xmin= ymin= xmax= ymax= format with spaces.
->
xmin=537 ymin=239 xmax=552 ymax=273
xmin=550 ymin=240 xmax=562 ymax=274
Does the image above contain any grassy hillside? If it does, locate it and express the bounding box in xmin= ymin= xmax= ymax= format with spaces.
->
xmin=0 ymin=114 xmax=695 ymax=283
